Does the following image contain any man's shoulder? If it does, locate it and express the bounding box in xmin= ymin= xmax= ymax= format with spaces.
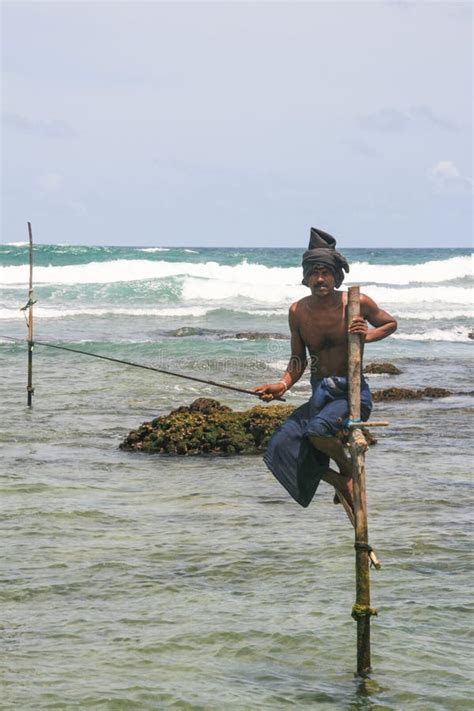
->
xmin=360 ymin=292 xmax=378 ymax=309
xmin=290 ymin=296 xmax=310 ymax=317
xmin=290 ymin=295 xmax=311 ymax=312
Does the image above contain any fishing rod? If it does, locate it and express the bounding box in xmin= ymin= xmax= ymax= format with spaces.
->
xmin=0 ymin=334 xmax=286 ymax=402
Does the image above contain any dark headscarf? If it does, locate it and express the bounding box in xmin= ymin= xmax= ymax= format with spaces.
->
xmin=301 ymin=227 xmax=349 ymax=288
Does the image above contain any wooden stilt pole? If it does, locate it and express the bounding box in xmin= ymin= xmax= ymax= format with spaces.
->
xmin=26 ymin=222 xmax=34 ymax=407
xmin=348 ymin=285 xmax=376 ymax=677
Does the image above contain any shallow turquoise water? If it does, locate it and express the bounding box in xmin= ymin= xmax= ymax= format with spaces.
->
xmin=1 ymin=244 xmax=471 ymax=268
xmin=1 ymin=245 xmax=473 ymax=708
xmin=1 ymin=345 xmax=473 ymax=709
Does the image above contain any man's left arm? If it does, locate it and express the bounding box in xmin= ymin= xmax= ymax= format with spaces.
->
xmin=349 ymin=294 xmax=397 ymax=343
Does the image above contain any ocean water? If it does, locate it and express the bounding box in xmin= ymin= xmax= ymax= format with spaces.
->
xmin=1 ymin=244 xmax=473 ymax=709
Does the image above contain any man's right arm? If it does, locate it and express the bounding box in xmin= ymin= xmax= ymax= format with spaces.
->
xmin=254 ymin=303 xmax=307 ymax=401
xmin=282 ymin=303 xmax=307 ymax=388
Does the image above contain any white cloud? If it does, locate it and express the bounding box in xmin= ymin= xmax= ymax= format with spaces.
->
xmin=430 ymin=160 xmax=472 ymax=194
xmin=432 ymin=160 xmax=460 ymax=179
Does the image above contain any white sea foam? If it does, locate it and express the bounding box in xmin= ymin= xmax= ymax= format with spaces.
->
xmin=139 ymin=247 xmax=170 ymax=252
xmin=0 ymin=306 xmax=210 ymax=320
xmin=1 ymin=302 xmax=471 ymax=348
xmin=360 ymin=285 xmax=472 ymax=305
xmin=3 ymin=241 xmax=29 ymax=246
xmin=222 ymin=306 xmax=471 ymax=320
xmin=2 ymin=304 xmax=467 ymax=322
xmin=268 ymin=328 xmax=473 ymax=345
xmin=236 ymin=308 xmax=287 ymax=316
xmin=267 ymin=360 xmax=291 ymax=371
xmin=1 ymin=255 xmax=471 ymax=288
xmin=180 ymin=276 xmax=299 ymax=304
xmin=393 ymin=327 xmax=472 ymax=343
xmin=392 ymin=309 xmax=472 ymax=320
xmin=349 ymin=256 xmax=472 ymax=285
xmin=0 ymin=259 xmax=300 ymax=286
xmin=181 ymin=279 xmax=472 ymax=306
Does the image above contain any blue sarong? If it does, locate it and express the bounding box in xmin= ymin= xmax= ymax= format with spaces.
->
xmin=263 ymin=376 xmax=372 ymax=507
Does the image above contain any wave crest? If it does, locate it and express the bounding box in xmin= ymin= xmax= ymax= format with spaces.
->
xmin=0 ymin=255 xmax=471 ymax=288
xmin=393 ymin=327 xmax=472 ymax=343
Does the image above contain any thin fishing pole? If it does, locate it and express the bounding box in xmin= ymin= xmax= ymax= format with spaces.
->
xmin=0 ymin=334 xmax=286 ymax=401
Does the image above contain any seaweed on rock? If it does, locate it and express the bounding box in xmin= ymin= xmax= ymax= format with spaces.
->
xmin=364 ymin=362 xmax=402 ymax=375
xmin=121 ymin=387 xmax=453 ymax=455
xmin=371 ymin=387 xmax=451 ymax=401
xmin=120 ymin=398 xmax=294 ymax=455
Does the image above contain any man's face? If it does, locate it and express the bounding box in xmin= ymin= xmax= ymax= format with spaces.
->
xmin=308 ymin=267 xmax=336 ymax=296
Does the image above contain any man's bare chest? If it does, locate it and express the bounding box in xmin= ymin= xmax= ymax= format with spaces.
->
xmin=298 ymin=309 xmax=347 ymax=352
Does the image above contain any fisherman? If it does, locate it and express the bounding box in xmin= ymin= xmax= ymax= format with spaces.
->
xmin=255 ymin=227 xmax=397 ymax=510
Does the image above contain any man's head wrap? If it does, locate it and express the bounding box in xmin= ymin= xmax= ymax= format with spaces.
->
xmin=301 ymin=227 xmax=350 ymax=288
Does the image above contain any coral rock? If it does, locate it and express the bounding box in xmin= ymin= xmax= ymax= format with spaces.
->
xmin=120 ymin=398 xmax=293 ymax=455
xmin=121 ymin=387 xmax=452 ymax=456
xmin=364 ymin=362 xmax=402 ymax=375
xmin=372 ymin=387 xmax=451 ymax=401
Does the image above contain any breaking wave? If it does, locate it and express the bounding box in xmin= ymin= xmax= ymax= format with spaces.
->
xmin=0 ymin=306 xmax=210 ymax=320
xmin=0 ymin=255 xmax=471 ymax=288
xmin=393 ymin=327 xmax=472 ymax=343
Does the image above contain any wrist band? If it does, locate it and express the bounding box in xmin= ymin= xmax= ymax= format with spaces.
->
xmin=278 ymin=380 xmax=288 ymax=392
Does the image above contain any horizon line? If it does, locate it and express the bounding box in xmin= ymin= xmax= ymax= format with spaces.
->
xmin=1 ymin=243 xmax=473 ymax=250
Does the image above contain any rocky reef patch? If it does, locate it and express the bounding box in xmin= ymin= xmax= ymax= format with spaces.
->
xmin=120 ymin=384 xmax=453 ymax=455
xmin=120 ymin=398 xmax=294 ymax=455
xmin=163 ymin=327 xmax=288 ymax=340
xmin=371 ymin=387 xmax=451 ymax=401
xmin=364 ymin=362 xmax=402 ymax=375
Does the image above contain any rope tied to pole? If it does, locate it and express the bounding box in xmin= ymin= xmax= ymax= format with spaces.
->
xmin=351 ymin=604 xmax=378 ymax=621
xmin=354 ymin=541 xmax=380 ymax=569
xmin=354 ymin=542 xmax=373 ymax=553
xmin=20 ymin=298 xmax=37 ymax=311
xmin=344 ymin=418 xmax=364 ymax=428
xmin=344 ymin=418 xmax=389 ymax=429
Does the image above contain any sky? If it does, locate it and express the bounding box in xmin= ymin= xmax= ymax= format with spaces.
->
xmin=1 ymin=0 xmax=472 ymax=247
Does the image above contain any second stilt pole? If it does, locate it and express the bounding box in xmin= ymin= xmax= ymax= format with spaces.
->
xmin=25 ymin=222 xmax=35 ymax=407
xmin=347 ymin=285 xmax=376 ymax=677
